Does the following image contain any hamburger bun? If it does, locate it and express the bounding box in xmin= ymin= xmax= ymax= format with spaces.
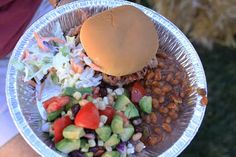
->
xmin=80 ymin=5 xmax=159 ymax=76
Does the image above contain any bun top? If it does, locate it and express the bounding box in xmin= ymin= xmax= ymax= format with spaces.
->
xmin=80 ymin=5 xmax=159 ymax=76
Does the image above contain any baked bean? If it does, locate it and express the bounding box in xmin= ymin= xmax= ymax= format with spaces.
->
xmin=159 ymin=107 xmax=169 ymax=114
xmin=159 ymin=96 xmax=165 ymax=103
xmin=152 ymin=81 xmax=159 ymax=87
xmin=175 ymin=71 xmax=182 ymax=80
xmin=147 ymin=71 xmax=155 ymax=80
xmin=165 ymin=117 xmax=172 ymax=123
xmin=150 ymin=112 xmax=158 ymax=124
xmin=171 ymin=95 xmax=182 ymax=104
xmin=168 ymin=110 xmax=178 ymax=120
xmin=201 ymin=96 xmax=208 ymax=105
xmin=162 ymin=123 xmax=172 ymax=133
xmin=155 ymin=70 xmax=162 ymax=80
xmin=167 ymin=103 xmax=177 ymax=110
xmin=154 ymin=87 xmax=162 ymax=95
xmin=166 ymin=73 xmax=173 ymax=82
xmin=152 ymin=98 xmax=160 ymax=109
xmin=171 ymin=79 xmax=179 ymax=85
xmin=162 ymin=83 xmax=172 ymax=93
xmin=158 ymin=62 xmax=165 ymax=69
xmin=197 ymin=88 xmax=207 ymax=96
xmin=154 ymin=127 xmax=162 ymax=134
xmin=147 ymin=135 xmax=162 ymax=145
xmin=185 ymin=87 xmax=193 ymax=95
xmin=140 ymin=50 xmax=192 ymax=142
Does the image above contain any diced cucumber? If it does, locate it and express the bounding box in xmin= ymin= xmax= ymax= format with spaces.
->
xmin=80 ymin=139 xmax=87 ymax=147
xmin=80 ymin=139 xmax=90 ymax=152
xmin=63 ymin=125 xmax=85 ymax=140
xmin=63 ymin=87 xmax=77 ymax=96
xmin=111 ymin=115 xmax=124 ymax=134
xmin=73 ymin=92 xmax=82 ymax=100
xmin=87 ymin=95 xmax=93 ymax=102
xmin=65 ymin=98 xmax=80 ymax=111
xmin=124 ymin=103 xmax=139 ymax=119
xmin=81 ymin=144 xmax=90 ymax=152
xmin=49 ymin=126 xmax=54 ymax=137
xmin=104 ymin=134 xmax=120 ymax=147
xmin=102 ymin=151 xmax=120 ymax=157
xmin=51 ymin=73 xmax=59 ymax=84
xmin=123 ymin=89 xmax=130 ymax=98
xmin=139 ymin=96 xmax=152 ymax=114
xmin=96 ymin=126 xmax=112 ymax=142
xmin=63 ymin=87 xmax=92 ymax=96
xmin=119 ymin=124 xmax=134 ymax=142
xmin=55 ymin=139 xmax=80 ymax=154
xmin=47 ymin=109 xmax=62 ymax=122
xmin=84 ymin=152 xmax=93 ymax=157
xmin=114 ymin=95 xmax=130 ymax=111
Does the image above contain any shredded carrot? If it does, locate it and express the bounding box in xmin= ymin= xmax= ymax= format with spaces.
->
xmin=22 ymin=50 xmax=30 ymax=60
xmin=70 ymin=59 xmax=83 ymax=74
xmin=44 ymin=37 xmax=65 ymax=44
xmin=33 ymin=32 xmax=49 ymax=51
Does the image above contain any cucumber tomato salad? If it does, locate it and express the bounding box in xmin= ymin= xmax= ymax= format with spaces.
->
xmin=16 ymin=22 xmax=154 ymax=157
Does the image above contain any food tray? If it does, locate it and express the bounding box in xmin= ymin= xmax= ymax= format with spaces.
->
xmin=6 ymin=0 xmax=207 ymax=156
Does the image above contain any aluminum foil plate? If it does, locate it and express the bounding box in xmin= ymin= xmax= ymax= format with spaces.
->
xmin=6 ymin=0 xmax=207 ymax=156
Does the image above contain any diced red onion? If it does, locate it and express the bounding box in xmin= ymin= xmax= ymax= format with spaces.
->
xmin=84 ymin=133 xmax=95 ymax=139
xmin=116 ymin=142 xmax=127 ymax=154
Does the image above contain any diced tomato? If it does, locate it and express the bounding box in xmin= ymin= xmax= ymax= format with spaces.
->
xmin=53 ymin=116 xmax=72 ymax=143
xmin=75 ymin=102 xmax=99 ymax=129
xmin=43 ymin=96 xmax=70 ymax=113
xmin=43 ymin=97 xmax=56 ymax=109
xmin=131 ymin=82 xmax=146 ymax=103
xmin=99 ymin=105 xmax=116 ymax=124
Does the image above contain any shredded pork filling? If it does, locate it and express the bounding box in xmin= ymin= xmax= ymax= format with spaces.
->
xmin=102 ymin=56 xmax=158 ymax=86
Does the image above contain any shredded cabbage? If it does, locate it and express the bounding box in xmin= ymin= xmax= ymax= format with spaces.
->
xmin=20 ymin=21 xmax=102 ymax=90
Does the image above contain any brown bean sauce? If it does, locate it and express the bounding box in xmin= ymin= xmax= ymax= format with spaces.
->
xmin=137 ymin=51 xmax=192 ymax=146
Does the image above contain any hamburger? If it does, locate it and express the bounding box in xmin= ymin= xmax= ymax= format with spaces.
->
xmin=80 ymin=5 xmax=159 ymax=85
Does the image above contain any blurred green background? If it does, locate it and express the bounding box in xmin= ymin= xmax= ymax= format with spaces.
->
xmin=180 ymin=44 xmax=236 ymax=157
xmin=128 ymin=0 xmax=236 ymax=156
